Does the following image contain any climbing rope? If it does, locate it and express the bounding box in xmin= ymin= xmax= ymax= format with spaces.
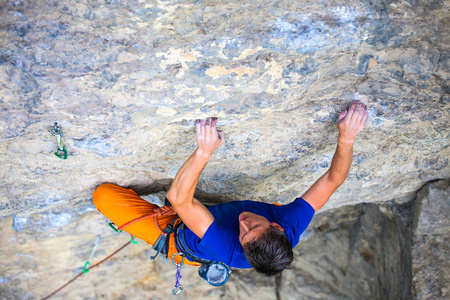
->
xmin=40 ymin=238 xmax=132 ymax=300
xmin=118 ymin=206 xmax=176 ymax=233
xmin=40 ymin=205 xmax=177 ymax=299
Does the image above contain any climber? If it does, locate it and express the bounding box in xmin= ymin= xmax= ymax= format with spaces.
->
xmin=93 ymin=100 xmax=368 ymax=278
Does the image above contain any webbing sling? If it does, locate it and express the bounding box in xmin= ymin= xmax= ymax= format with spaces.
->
xmin=150 ymin=197 xmax=178 ymax=260
xmin=150 ymin=218 xmax=177 ymax=260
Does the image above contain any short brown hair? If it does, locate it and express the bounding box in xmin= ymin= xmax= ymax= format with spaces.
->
xmin=243 ymin=225 xmax=293 ymax=276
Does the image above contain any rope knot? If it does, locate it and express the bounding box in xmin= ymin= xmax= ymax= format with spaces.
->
xmin=153 ymin=207 xmax=163 ymax=216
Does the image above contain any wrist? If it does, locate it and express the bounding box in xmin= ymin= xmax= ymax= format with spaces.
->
xmin=338 ymin=134 xmax=355 ymax=145
xmin=194 ymin=148 xmax=213 ymax=160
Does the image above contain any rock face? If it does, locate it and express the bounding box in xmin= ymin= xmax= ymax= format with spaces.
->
xmin=0 ymin=0 xmax=449 ymax=216
xmin=412 ymin=180 xmax=450 ymax=300
xmin=0 ymin=0 xmax=449 ymax=299
xmin=281 ymin=201 xmax=414 ymax=300
xmin=4 ymin=183 xmax=447 ymax=300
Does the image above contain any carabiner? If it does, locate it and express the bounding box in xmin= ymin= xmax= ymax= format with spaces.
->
xmin=48 ymin=122 xmax=63 ymax=137
xmin=83 ymin=261 xmax=91 ymax=274
xmin=54 ymin=148 xmax=68 ymax=159
xmin=109 ymin=222 xmax=123 ymax=233
xmin=171 ymin=252 xmax=185 ymax=266
xmin=172 ymin=285 xmax=183 ymax=295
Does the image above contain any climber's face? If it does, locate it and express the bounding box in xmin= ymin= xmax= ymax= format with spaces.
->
xmin=238 ymin=212 xmax=284 ymax=246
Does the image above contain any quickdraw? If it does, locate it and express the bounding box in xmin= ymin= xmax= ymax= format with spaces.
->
xmin=48 ymin=122 xmax=67 ymax=159
xmin=83 ymin=236 xmax=101 ymax=274
xmin=171 ymin=253 xmax=185 ymax=295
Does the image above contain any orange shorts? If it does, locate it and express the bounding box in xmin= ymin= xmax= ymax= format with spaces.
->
xmin=93 ymin=183 xmax=199 ymax=266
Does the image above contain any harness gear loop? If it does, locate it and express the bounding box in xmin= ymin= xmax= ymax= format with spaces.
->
xmin=150 ymin=218 xmax=177 ymax=261
xmin=48 ymin=122 xmax=67 ymax=159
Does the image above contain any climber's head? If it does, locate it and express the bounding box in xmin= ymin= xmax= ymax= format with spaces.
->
xmin=239 ymin=212 xmax=293 ymax=276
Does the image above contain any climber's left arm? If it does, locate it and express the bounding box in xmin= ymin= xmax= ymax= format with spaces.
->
xmin=166 ymin=118 xmax=225 ymax=239
xmin=301 ymin=101 xmax=368 ymax=212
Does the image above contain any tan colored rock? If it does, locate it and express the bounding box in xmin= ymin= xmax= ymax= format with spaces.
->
xmin=0 ymin=0 xmax=449 ymax=217
xmin=0 ymin=0 xmax=449 ymax=298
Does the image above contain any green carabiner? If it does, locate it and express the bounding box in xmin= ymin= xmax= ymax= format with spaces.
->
xmin=130 ymin=236 xmax=138 ymax=244
xmin=54 ymin=148 xmax=68 ymax=159
xmin=109 ymin=222 xmax=122 ymax=233
xmin=83 ymin=261 xmax=91 ymax=274
xmin=49 ymin=123 xmax=68 ymax=159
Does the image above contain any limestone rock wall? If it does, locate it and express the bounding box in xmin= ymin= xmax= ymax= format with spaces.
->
xmin=1 ymin=0 xmax=449 ymax=217
xmin=282 ymin=201 xmax=414 ymax=300
xmin=412 ymin=179 xmax=450 ymax=299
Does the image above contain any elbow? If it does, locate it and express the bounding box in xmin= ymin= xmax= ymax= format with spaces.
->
xmin=166 ymin=189 xmax=178 ymax=205
xmin=166 ymin=189 xmax=187 ymax=206
xmin=327 ymin=171 xmax=346 ymax=187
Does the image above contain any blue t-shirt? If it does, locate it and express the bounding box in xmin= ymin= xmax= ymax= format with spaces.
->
xmin=182 ymin=198 xmax=315 ymax=268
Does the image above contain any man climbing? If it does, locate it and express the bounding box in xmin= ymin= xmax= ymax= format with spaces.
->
xmin=93 ymin=100 xmax=368 ymax=279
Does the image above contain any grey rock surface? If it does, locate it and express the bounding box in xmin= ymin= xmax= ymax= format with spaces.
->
xmin=280 ymin=201 xmax=414 ymax=300
xmin=412 ymin=179 xmax=450 ymax=300
xmin=0 ymin=0 xmax=449 ymax=217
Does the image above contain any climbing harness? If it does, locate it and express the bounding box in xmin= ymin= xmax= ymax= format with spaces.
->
xmin=150 ymin=218 xmax=177 ymax=260
xmin=83 ymin=236 xmax=101 ymax=274
xmin=174 ymin=222 xmax=231 ymax=287
xmin=107 ymin=206 xmax=195 ymax=294
xmin=48 ymin=122 xmax=67 ymax=159
xmin=171 ymin=253 xmax=185 ymax=295
xmin=112 ymin=201 xmax=232 ymax=290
